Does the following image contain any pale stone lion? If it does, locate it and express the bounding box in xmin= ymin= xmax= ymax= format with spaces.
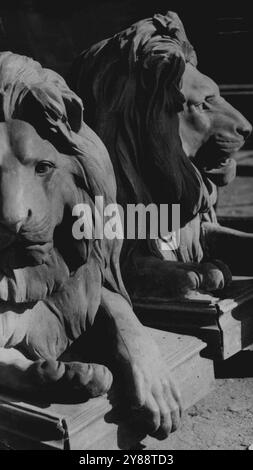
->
xmin=0 ymin=52 xmax=181 ymax=439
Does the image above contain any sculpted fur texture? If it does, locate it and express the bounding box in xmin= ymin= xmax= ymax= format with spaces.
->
xmin=0 ymin=52 xmax=182 ymax=439
xmin=69 ymin=11 xmax=253 ymax=301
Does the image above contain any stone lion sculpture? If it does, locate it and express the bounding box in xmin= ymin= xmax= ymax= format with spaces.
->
xmin=69 ymin=11 xmax=253 ymax=302
xmin=0 ymin=52 xmax=181 ymax=438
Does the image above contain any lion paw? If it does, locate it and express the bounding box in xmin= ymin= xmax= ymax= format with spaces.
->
xmin=115 ymin=332 xmax=182 ymax=438
xmin=63 ymin=361 xmax=113 ymax=397
xmin=27 ymin=359 xmax=113 ymax=399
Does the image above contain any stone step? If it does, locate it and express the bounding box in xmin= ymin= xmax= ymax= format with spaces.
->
xmin=135 ymin=277 xmax=253 ymax=360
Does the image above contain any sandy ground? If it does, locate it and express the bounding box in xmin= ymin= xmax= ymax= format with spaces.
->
xmin=143 ymin=351 xmax=253 ymax=450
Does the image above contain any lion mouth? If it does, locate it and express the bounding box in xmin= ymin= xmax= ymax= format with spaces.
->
xmin=22 ymin=240 xmax=53 ymax=259
xmin=194 ymin=136 xmax=244 ymax=173
xmin=214 ymin=139 xmax=244 ymax=154
xmin=193 ymin=136 xmax=239 ymax=186
xmin=0 ymin=237 xmax=53 ymax=269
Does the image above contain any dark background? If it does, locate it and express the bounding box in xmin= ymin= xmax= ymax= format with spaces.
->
xmin=0 ymin=1 xmax=252 ymax=79
xmin=0 ymin=0 xmax=253 ymax=144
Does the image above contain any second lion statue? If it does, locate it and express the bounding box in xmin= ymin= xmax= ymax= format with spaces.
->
xmin=69 ymin=11 xmax=253 ymax=302
xmin=0 ymin=52 xmax=181 ymax=439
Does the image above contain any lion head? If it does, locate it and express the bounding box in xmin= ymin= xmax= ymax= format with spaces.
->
xmin=69 ymin=11 xmax=251 ymax=228
xmin=179 ymin=62 xmax=251 ymax=187
xmin=0 ymin=52 xmax=127 ymax=304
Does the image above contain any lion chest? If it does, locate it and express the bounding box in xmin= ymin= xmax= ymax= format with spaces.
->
xmin=158 ymin=214 xmax=204 ymax=263
xmin=0 ymin=262 xmax=102 ymax=359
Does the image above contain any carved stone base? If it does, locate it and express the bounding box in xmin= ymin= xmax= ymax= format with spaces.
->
xmin=135 ymin=277 xmax=253 ymax=360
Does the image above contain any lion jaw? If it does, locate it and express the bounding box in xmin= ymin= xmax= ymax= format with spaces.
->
xmin=0 ymin=237 xmax=54 ymax=271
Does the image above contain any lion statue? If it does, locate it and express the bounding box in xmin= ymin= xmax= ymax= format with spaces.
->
xmin=68 ymin=11 xmax=253 ymax=302
xmin=0 ymin=52 xmax=181 ymax=438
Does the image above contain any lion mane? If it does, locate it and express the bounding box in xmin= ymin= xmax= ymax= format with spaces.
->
xmin=69 ymin=11 xmax=214 ymax=230
xmin=0 ymin=51 xmax=128 ymax=308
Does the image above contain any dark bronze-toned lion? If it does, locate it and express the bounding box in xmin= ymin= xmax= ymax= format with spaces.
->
xmin=69 ymin=11 xmax=253 ymax=302
xmin=0 ymin=52 xmax=181 ymax=438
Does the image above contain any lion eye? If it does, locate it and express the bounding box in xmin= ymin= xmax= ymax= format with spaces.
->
xmin=195 ymin=102 xmax=205 ymax=112
xmin=35 ymin=161 xmax=55 ymax=175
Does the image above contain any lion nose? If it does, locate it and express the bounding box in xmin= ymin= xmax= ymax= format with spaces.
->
xmin=0 ymin=209 xmax=32 ymax=234
xmin=237 ymin=118 xmax=252 ymax=140
xmin=1 ymin=219 xmax=25 ymax=234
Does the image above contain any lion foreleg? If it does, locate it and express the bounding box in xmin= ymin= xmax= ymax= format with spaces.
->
xmin=99 ymin=287 xmax=182 ymax=438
